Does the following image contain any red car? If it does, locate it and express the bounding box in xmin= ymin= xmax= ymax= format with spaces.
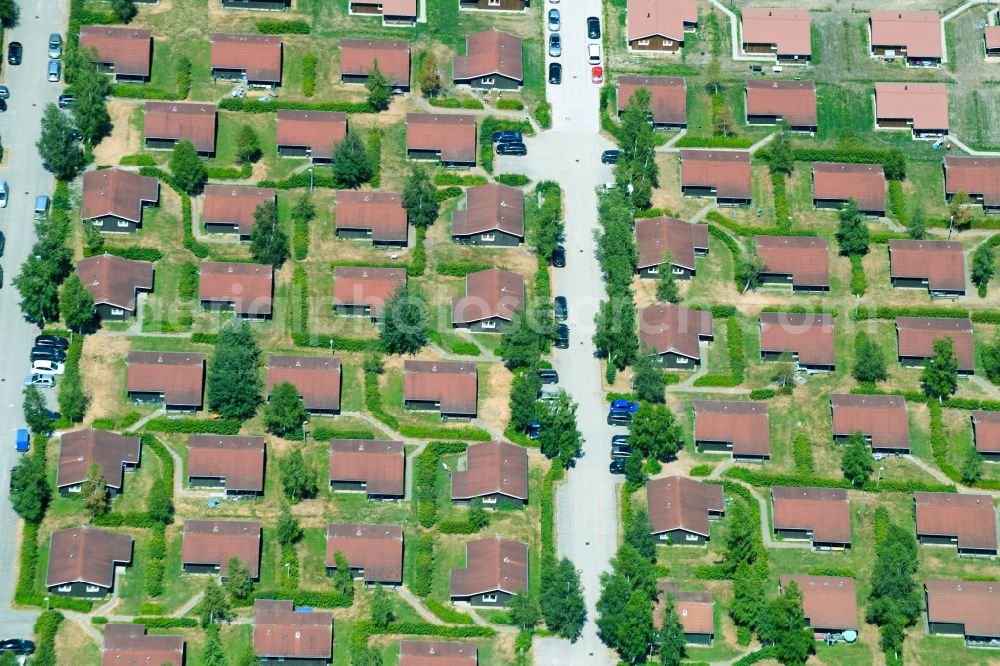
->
xmin=591 ymin=66 xmax=603 ymax=83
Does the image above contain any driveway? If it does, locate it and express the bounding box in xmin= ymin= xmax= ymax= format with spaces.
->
xmin=0 ymin=0 xmax=71 ymax=638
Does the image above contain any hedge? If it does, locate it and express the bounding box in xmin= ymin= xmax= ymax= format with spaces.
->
xmin=414 ymin=441 xmax=469 ymax=527
xmin=144 ymin=527 xmax=167 ymax=597
xmin=257 ymin=19 xmax=310 ymax=34
xmin=133 ymin=617 xmax=199 ymax=628
xmin=929 ymin=400 xmax=964 ymax=484
xmin=533 ymin=101 xmax=552 ymax=130
xmin=436 ymin=261 xmax=492 ymax=277
xmin=450 ymin=341 xmax=481 ymax=356
xmin=850 ymin=304 xmax=981 ymax=321
xmin=496 ymin=173 xmax=530 ymax=187
xmin=83 ymin=246 xmax=163 ymax=261
xmin=725 ymin=466 xmax=956 ymax=493
xmin=787 ymin=147 xmax=906 ymax=180
xmin=888 ymin=180 xmax=908 ymax=224
xmin=792 ymin=433 xmax=814 ymax=474
xmin=807 ymin=566 xmax=857 ymax=578
xmin=119 ymin=154 xmax=157 ymax=167
xmin=434 ymin=173 xmax=488 ymax=187
xmin=191 ymin=332 xmax=218 ymax=345
xmin=689 ymin=464 xmax=714 ymax=477
xmin=301 ymin=53 xmax=318 ymax=97
xmin=497 ymin=99 xmax=525 ymax=110
xmin=286 ymin=426 xmax=375 ymax=442
xmin=93 ymin=512 xmax=165 ymax=529
xmin=675 ymin=136 xmax=755 ymax=149
xmin=438 ymin=518 xmax=479 ymax=534
xmin=412 ymin=534 xmax=435 ymax=596
xmin=424 ymin=597 xmax=475 ymax=624
xmin=436 ymin=186 xmax=463 ymax=202
xmin=253 ymin=589 xmax=352 ymax=608
xmin=367 ymin=129 xmax=382 ymax=188
xmin=144 ymin=417 xmax=242 ymax=434
xmin=219 ymin=97 xmax=373 ymax=114
xmin=91 ymin=616 xmax=109 ymax=624
xmin=139 ymin=167 xmax=211 ymax=259
xmin=351 ymin=621 xmax=494 ymax=648
xmin=14 ymin=521 xmax=40 ymax=606
xmin=726 ymin=317 xmax=746 ymax=383
xmin=693 ymin=375 xmax=740 ymax=387
xmin=771 ymin=172 xmax=789 ymax=232
xmin=541 ymin=464 xmax=564 ymax=563
xmin=428 ymin=97 xmax=484 ymax=110
xmin=710 ymin=304 xmax=738 ymax=318
xmin=749 ymin=388 xmax=775 ymax=400
xmin=708 ymin=224 xmax=746 ymax=290
xmin=32 ymin=611 xmax=64 ymax=666
xmin=850 ymin=254 xmax=867 ymax=296
xmin=663 ymin=372 xmax=682 ymax=385
xmin=707 ymin=210 xmax=818 ymax=239
xmin=111 ymin=85 xmax=182 ymax=100
xmin=760 ymin=305 xmax=836 ymax=316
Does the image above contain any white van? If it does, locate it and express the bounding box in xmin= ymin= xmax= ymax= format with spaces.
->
xmin=0 ymin=180 xmax=8 ymax=208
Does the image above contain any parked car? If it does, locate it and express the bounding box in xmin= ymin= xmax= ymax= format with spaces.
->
xmin=0 ymin=99 xmax=6 ymax=112
xmin=47 ymin=60 xmax=61 ymax=82
xmin=611 ymin=443 xmax=633 ymax=458
xmin=554 ymin=296 xmax=567 ymax=321
xmin=538 ymin=387 xmax=560 ymax=402
xmin=548 ymin=8 xmax=560 ymax=31
xmin=538 ymin=369 xmax=559 ymax=384
xmin=0 ymin=180 xmax=8 ymax=208
xmin=612 ymin=434 xmax=630 ymax=446
xmin=35 ymin=335 xmax=69 ymax=349
xmin=591 ymin=66 xmax=603 ymax=84
xmin=609 ymin=457 xmax=626 ymax=474
xmin=601 ymin=149 xmax=620 ymax=164
xmin=555 ymin=324 xmax=570 ymax=349
xmin=496 ymin=142 xmax=527 ymax=156
xmin=552 ymin=245 xmax=566 ymax=267
xmin=15 ymin=429 xmax=30 ymax=453
xmin=0 ymin=231 xmax=5 ymax=257
xmin=48 ymin=34 xmax=62 ymax=59
xmin=58 ymin=94 xmax=75 ymax=109
xmin=527 ymin=420 xmax=541 ymax=440
xmin=23 ymin=373 xmax=55 ymax=388
xmin=610 ymin=399 xmax=640 ymax=413
xmin=587 ymin=43 xmax=601 ymax=65
xmin=492 ymin=130 xmax=523 ymax=143
xmin=7 ymin=42 xmax=22 ymax=65
xmin=0 ymin=86 xmax=9 ymax=99
xmin=30 ymin=346 xmax=67 ymax=363
xmin=587 ymin=16 xmax=602 ymax=39
xmin=0 ymin=639 xmax=35 ymax=655
xmin=548 ymin=33 xmax=561 ymax=57
xmin=607 ymin=409 xmax=633 ymax=425
xmin=548 ymin=62 xmax=562 ymax=85
xmin=31 ymin=360 xmax=65 ymax=375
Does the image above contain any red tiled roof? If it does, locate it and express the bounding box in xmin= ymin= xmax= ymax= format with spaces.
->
xmin=182 ymin=520 xmax=261 ymax=577
xmin=617 ymin=76 xmax=687 ymax=126
xmin=831 ymin=394 xmax=910 ymax=451
xmin=972 ymin=410 xmax=1000 ymax=454
xmin=81 ymin=168 xmax=159 ymax=223
xmin=335 ymin=190 xmax=408 ymax=243
xmin=210 ymin=33 xmax=282 ymax=83
xmin=655 ymin=582 xmax=714 ymax=634
xmin=811 ymin=162 xmax=886 ymax=212
xmin=329 ymin=439 xmax=405 ymax=496
xmin=694 ymin=401 xmax=770 ymax=457
xmin=741 ymin=8 xmax=811 ymax=56
xmin=333 ymin=266 xmax=406 ymax=318
xmin=406 ymin=114 xmax=477 ymax=164
xmin=276 ymin=110 xmax=347 ymax=160
xmin=253 ymin=600 xmax=332 ymax=660
xmin=80 ymin=26 xmax=152 ymax=78
xmin=889 ymin=239 xmax=965 ymax=292
xmin=404 ymin=360 xmax=478 ymax=416
xmin=144 ymin=102 xmax=217 ymax=153
xmin=987 ymin=25 xmax=1000 ymax=50
xmin=944 ymin=157 xmax=1000 ymax=207
xmin=915 ymin=492 xmax=997 ymax=551
xmin=399 ymin=641 xmax=477 ymax=666
xmin=187 ymin=436 xmax=265 ymax=493
xmin=759 ymin=312 xmax=835 ymax=366
xmin=77 ymin=255 xmax=153 ymax=312
xmin=779 ymin=575 xmax=858 ymax=631
xmin=680 ymin=150 xmax=752 ymax=199
xmin=57 ymin=429 xmax=141 ymax=490
xmin=639 ymin=304 xmax=713 ymax=360
xmin=454 ymin=29 xmax=522 ymax=82
xmin=452 ymin=441 xmax=528 ymax=501
xmin=451 ymin=184 xmax=524 ymax=238
xmin=772 ymin=487 xmax=851 ymax=545
xmin=756 ymin=236 xmax=830 ymax=288
xmin=202 ymin=186 xmax=276 ymax=236
xmin=745 ymin=80 xmax=816 ymax=127
xmin=895 ymin=317 xmax=974 ymax=372
xmin=647 ymin=476 xmax=724 ymax=536
xmin=326 ymin=523 xmax=404 ymax=583
xmin=102 ymin=624 xmax=184 ymax=666
xmin=451 ymin=538 xmax=528 ymax=597
xmin=870 ymin=11 xmax=942 ymax=59
xmin=452 ymin=268 xmax=525 ymax=324
xmin=627 ymin=0 xmax=696 ymax=42
xmin=340 ymin=39 xmax=411 ymax=87
xmin=267 ymin=355 xmax=342 ymax=412
xmin=198 ymin=261 xmax=273 ymax=316
xmin=373 ymin=0 xmax=417 ymax=16
xmin=126 ymin=351 xmax=204 ymax=407
xmin=925 ymin=580 xmax=1000 ymax=638
xmin=46 ymin=526 xmax=132 ymax=588
xmin=875 ymin=82 xmax=949 ymax=131
xmin=636 ymin=216 xmax=708 ymax=270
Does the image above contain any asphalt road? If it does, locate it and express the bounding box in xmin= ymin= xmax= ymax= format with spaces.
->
xmin=0 ymin=0 xmax=70 ymax=638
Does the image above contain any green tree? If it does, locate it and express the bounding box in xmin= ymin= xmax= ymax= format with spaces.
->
xmin=169 ymin=140 xmax=207 ymax=195
xmin=70 ymin=51 xmax=112 ymax=144
xmin=83 ymin=223 xmax=105 ymax=256
xmin=201 ymin=624 xmax=228 ymax=666
xmin=249 ymin=200 xmax=290 ymax=268
xmin=712 ymin=104 xmax=736 ymax=138
xmin=655 ymin=252 xmax=681 ymax=303
xmin=593 ymin=296 xmax=639 ymax=371
xmin=0 ymin=649 xmax=18 ymax=666
xmin=370 ymin=584 xmax=394 ymax=628
xmin=758 ymin=581 xmax=813 ymax=666
xmin=23 ymin=385 xmax=52 ymax=435
xmin=537 ymin=391 xmax=583 ymax=467
xmin=279 ymin=449 xmax=318 ymax=501
xmin=201 ymin=577 xmax=232 ymax=626
xmin=147 ymin=477 xmax=174 ymax=523
xmin=58 ymin=366 xmax=87 ymax=423
xmin=110 ymin=0 xmax=138 ymax=22
xmin=867 ymin=521 xmax=921 ymax=656
xmin=596 ymin=572 xmax=632 ymax=646
xmin=722 ymin=500 xmax=764 ymax=574
xmin=333 ymin=550 xmax=354 ymax=597
xmin=985 ymin=332 xmax=1000 ymax=385
xmin=363 ymin=352 xmax=384 ymax=375
xmin=380 ymin=284 xmax=429 ymax=355
xmin=961 ymin=447 xmax=983 ymax=484
xmin=836 ymin=199 xmax=870 ymax=256
xmin=540 ymin=557 xmax=586 ymax=640
xmin=402 ymin=167 xmax=439 ymax=229
xmin=627 ymin=403 xmax=683 ymax=462
xmin=509 ymin=368 xmax=542 ymax=432
xmin=331 ymin=133 xmax=372 ymax=188
xmin=852 ymin=333 xmax=887 ymax=383
xmin=224 ymin=557 xmax=254 ymax=603
xmin=468 ymin=497 xmax=490 ymax=530
xmin=418 ymin=51 xmax=442 ymax=97
xmin=615 ymin=87 xmax=659 ymax=209
xmin=276 ymin=502 xmax=302 ymax=546
xmin=14 ymin=255 xmax=61 ymax=326
xmin=265 ymin=381 xmax=307 ymax=437
xmin=842 ymin=431 xmax=875 ymax=487
xmin=36 ymin=103 xmax=84 ymax=180
xmin=365 ymin=60 xmax=392 ymax=111
xmin=236 ymin=124 xmax=261 ymax=164
xmin=82 ymin=463 xmax=109 ymax=517
xmin=766 ymin=125 xmax=794 ymax=175
xmin=972 ymin=244 xmax=995 ymax=295
xmin=0 ymin=0 xmax=18 ymax=26
xmin=616 ymin=590 xmax=656 ymax=664
xmin=509 ymin=591 xmax=540 ymax=629
xmin=738 ymin=245 xmax=765 ymax=291
xmin=729 ymin=562 xmax=766 ymax=630
xmin=60 ymin=274 xmax=96 ymax=333
xmin=623 ymin=509 xmax=657 ymax=562
xmin=658 ymin=593 xmax=687 ymax=666
xmin=949 ymin=191 xmax=974 ymax=230
xmin=498 ymin=310 xmax=540 ymax=369
xmin=207 ymin=318 xmax=262 ymax=420
xmin=293 ymin=191 xmax=316 ymax=222
xmin=907 ymin=202 xmax=927 ymax=240
xmin=9 ymin=453 xmax=50 ymax=523
xmin=624 ymin=453 xmax=646 ymax=485
xmin=632 ymin=350 xmax=666 ymax=404
xmin=920 ymin=337 xmax=959 ymax=399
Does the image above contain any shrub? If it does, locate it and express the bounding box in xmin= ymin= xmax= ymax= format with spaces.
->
xmin=119 ymin=154 xmax=156 ymax=166
xmin=450 ymin=341 xmax=481 ymax=356
xmin=257 ymin=19 xmax=310 ymax=34
xmin=497 ymin=99 xmax=525 ymax=110
xmin=435 ymin=186 xmax=463 ymax=202
xmin=175 ymin=57 xmax=192 ymax=99
xmin=177 ymin=261 xmax=198 ymax=300
xmin=144 ymin=417 xmax=241 ymax=434
xmin=850 ymin=254 xmax=867 ymax=296
xmin=533 ymin=101 xmax=552 ymax=129
xmin=692 ymin=375 xmax=740 ymax=387
xmin=496 ymin=173 xmax=530 ymax=187
xmin=424 ymin=597 xmax=474 ymax=624
xmin=771 ymin=172 xmax=789 ymax=231
xmin=750 ymin=388 xmax=775 ymax=400
xmin=434 ymin=173 xmax=488 ymax=186
xmin=110 ymin=85 xmax=180 ymax=100
xmin=218 ymin=98 xmax=372 ymax=114
xmin=436 ymin=261 xmax=491 ymax=277
xmin=675 ymin=136 xmax=755 ymax=148
xmin=412 ymin=534 xmax=435 ymax=596
xmin=84 ymin=246 xmax=163 ymax=261
xmin=300 ymin=54 xmax=318 ymax=97
xmin=689 ymin=464 xmax=714 ymax=477
xmin=792 ymin=434 xmax=814 ymax=474
xmin=133 ymin=617 xmax=198 ymax=628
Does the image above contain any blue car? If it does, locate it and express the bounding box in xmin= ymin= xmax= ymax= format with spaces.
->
xmin=610 ymin=399 xmax=639 ymax=413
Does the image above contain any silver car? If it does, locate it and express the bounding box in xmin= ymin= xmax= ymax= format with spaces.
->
xmin=47 ymin=59 xmax=60 ymax=82
xmin=548 ymin=8 xmax=560 ymax=31
xmin=48 ymin=34 xmax=61 ymax=59
xmin=548 ymin=33 xmax=561 ymax=57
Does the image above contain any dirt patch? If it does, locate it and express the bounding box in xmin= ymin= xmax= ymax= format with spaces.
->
xmin=94 ymin=102 xmax=143 ymax=166
xmin=480 ymin=363 xmax=513 ymax=435
xmin=80 ymin=335 xmax=131 ymax=424
xmin=55 ymin=617 xmax=99 ymax=662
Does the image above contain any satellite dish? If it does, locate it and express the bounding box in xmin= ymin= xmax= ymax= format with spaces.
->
xmin=842 ymin=630 xmax=858 ymax=643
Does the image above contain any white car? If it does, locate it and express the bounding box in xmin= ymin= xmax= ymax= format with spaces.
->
xmin=588 ymin=43 xmax=602 ymax=65
xmin=31 ymin=360 xmax=64 ymax=375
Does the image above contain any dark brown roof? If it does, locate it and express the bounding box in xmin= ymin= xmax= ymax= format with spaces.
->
xmin=187 ymin=436 xmax=265 ymax=493
xmin=275 ymin=111 xmax=348 ymax=161
xmin=830 ymin=394 xmax=910 ymax=451
xmin=81 ymin=168 xmax=159 ymax=223
xmin=199 ymin=261 xmax=273 ymax=316
xmin=627 ymin=0 xmax=697 ymax=42
xmin=771 ymin=487 xmax=851 ymax=544
xmin=182 ymin=520 xmax=262 ymax=577
xmin=925 ymin=580 xmax=1000 ymax=638
xmin=329 ymin=439 xmax=405 ymax=496
xmin=944 ymin=157 xmax=1000 ymax=207
xmin=680 ymin=150 xmax=752 ymax=199
xmin=742 ymin=8 xmax=812 ymax=56
xmin=47 ymin=526 xmax=133 ymax=589
xmin=647 ymin=476 xmax=724 ymax=536
xmin=895 ymin=317 xmax=974 ymax=372
xmin=694 ymin=401 xmax=770 ymax=457
xmin=759 ymin=312 xmax=835 ymax=366
xmin=57 ymin=429 xmax=141 ymax=490
xmin=333 ymin=266 xmax=407 ymax=317
xmin=404 ymin=361 xmax=478 ymax=415
xmin=617 ymin=76 xmax=687 ymax=125
xmin=635 ymin=216 xmax=708 ymax=270
xmin=451 ymin=184 xmax=524 ymax=238
xmin=756 ymin=236 xmax=830 ymax=288
xmin=335 ymin=190 xmax=408 ymax=243
xmin=745 ymin=80 xmax=816 ymax=127
xmin=102 ymin=624 xmax=184 ymax=666
xmin=210 ymin=33 xmax=282 ymax=83
xmin=451 ymin=538 xmax=528 ymax=597
xmin=325 ymin=523 xmax=404 ymax=583
xmin=915 ymin=492 xmax=997 ymax=551
xmin=889 ymin=239 xmax=965 ymax=292
xmin=253 ymin=600 xmax=333 ymax=660
xmin=126 ymin=351 xmax=205 ymax=407
xmin=875 ymin=83 xmax=949 ymax=131
xmin=267 ymin=355 xmax=342 ymax=412
xmin=79 ymin=26 xmax=152 ymax=78
xmin=399 ymin=641 xmax=478 ymax=666
xmin=972 ymin=410 xmax=1000 ymax=454
xmin=407 ymin=114 xmax=477 ymax=164
xmin=869 ymin=11 xmax=942 ymax=58
xmin=811 ymin=162 xmax=886 ymax=212
xmin=340 ymin=39 xmax=411 ymax=87
xmin=452 ymin=441 xmax=528 ymax=501
xmin=454 ymin=29 xmax=522 ymax=82
xmin=779 ymin=575 xmax=858 ymax=630
xmin=77 ymin=255 xmax=154 ymax=312
xmin=639 ymin=304 xmax=713 ymax=360
xmin=655 ymin=582 xmax=714 ymax=635
xmin=202 ymin=186 xmax=277 ymax=236
xmin=144 ymin=102 xmax=217 ymax=153
xmin=452 ymin=269 xmax=525 ymax=324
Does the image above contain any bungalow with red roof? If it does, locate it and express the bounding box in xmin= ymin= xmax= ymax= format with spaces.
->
xmin=452 ymin=441 xmax=528 ymax=507
xmin=460 ymin=0 xmax=528 ymax=11
xmin=617 ymin=76 xmax=687 ymax=129
xmin=267 ymin=355 xmax=342 ymax=415
xmin=944 ymin=157 xmax=1000 ymax=214
xmin=333 ymin=266 xmax=406 ymax=322
xmin=635 ymin=216 xmax=708 ymax=279
xmin=126 ymin=351 xmax=205 ymax=412
xmin=182 ymin=520 xmax=262 ymax=578
xmin=202 ymin=185 xmax=277 ymax=241
xmin=276 ymin=110 xmax=348 ymax=163
xmin=81 ymin=168 xmax=159 ymax=232
xmin=895 ymin=317 xmax=974 ymax=373
xmin=221 ymin=0 xmax=290 ymax=8
xmin=349 ymin=0 xmax=417 ymax=26
xmin=77 ymin=254 xmax=154 ymax=321
xmin=831 ymin=394 xmax=910 ymax=453
xmin=253 ymin=600 xmax=333 ymax=665
xmin=759 ymin=312 xmax=835 ymax=370
xmin=745 ymin=80 xmax=817 ymax=132
xmin=811 ymin=162 xmax=886 ymax=217
xmin=771 ymin=487 xmax=851 ymax=549
xmin=655 ymin=582 xmax=714 ymax=645
xmin=79 ymin=26 xmax=152 ymax=82
xmin=452 ymin=183 xmax=524 ymax=246
xmin=874 ymin=82 xmax=949 ymax=138
xmin=210 ymin=33 xmax=282 ymax=86
xmin=925 ymin=580 xmax=1000 ymax=645
xmin=452 ymin=268 xmax=525 ymax=333
xmin=102 ymin=624 xmax=184 ymax=666
xmin=47 ymin=526 xmax=132 ymax=597
xmin=680 ymin=150 xmax=752 ymax=206
xmin=779 ymin=575 xmax=859 ymax=637
xmin=58 ymin=429 xmax=141 ymax=498
xmin=987 ymin=25 xmax=1000 ymax=57
xmin=335 ymin=191 xmax=408 ymax=246
xmin=888 ymin=239 xmax=966 ymax=297
xmin=741 ymin=8 xmax=811 ymax=62
xmin=326 ymin=524 xmax=404 ymax=586
xmin=626 ymin=0 xmax=697 ymax=52
xmin=187 ymin=435 xmax=265 ymax=497
xmin=340 ymin=39 xmax=411 ymax=91
xmin=869 ymin=11 xmax=942 ymax=67
xmin=756 ymin=236 xmax=830 ymax=291
xmin=454 ymin=29 xmax=522 ymax=90
xmin=406 ymin=113 xmax=477 ymax=168
xmin=329 ymin=439 xmax=405 ymax=500
xmin=404 ymin=360 xmax=478 ymax=419
xmin=693 ymin=401 xmax=770 ymax=460
xmin=638 ymin=304 xmax=714 ymax=370
xmin=144 ymin=102 xmax=217 ymax=156
xmin=199 ymin=261 xmax=273 ymax=320
xmin=451 ymin=538 xmax=528 ymax=608
xmin=915 ymin=492 xmax=997 ymax=556
xmin=971 ymin=410 xmax=1000 ymax=461
xmin=647 ymin=476 xmax=724 ymax=545
xmin=400 ymin=641 xmax=478 ymax=666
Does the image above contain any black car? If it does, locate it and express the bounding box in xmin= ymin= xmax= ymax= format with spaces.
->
xmin=607 ymin=409 xmax=633 ymax=426
xmin=538 ymin=369 xmax=559 ymax=384
xmin=527 ymin=420 xmax=541 ymax=440
xmin=553 ymin=296 xmax=567 ymax=321
xmin=555 ymin=324 xmax=570 ymax=349
xmin=0 ymin=99 xmax=6 ymax=113
xmin=58 ymin=94 xmax=76 ymax=109
xmin=601 ymin=149 xmax=620 ymax=164
xmin=548 ymin=62 xmax=562 ymax=85
xmin=492 ymin=130 xmax=523 ymax=143
xmin=609 ymin=457 xmax=626 ymax=474
xmin=0 ymin=639 xmax=35 ymax=655
xmin=496 ymin=142 xmax=527 ymax=156
xmin=587 ymin=16 xmax=601 ymax=39
xmin=0 ymin=231 xmax=4 ymax=257
xmin=35 ymin=335 xmax=69 ymax=349
xmin=31 ymin=346 xmax=67 ymax=363
xmin=7 ymin=42 xmax=21 ymax=65
xmin=612 ymin=434 xmax=630 ymax=446
xmin=552 ymin=245 xmax=566 ymax=267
